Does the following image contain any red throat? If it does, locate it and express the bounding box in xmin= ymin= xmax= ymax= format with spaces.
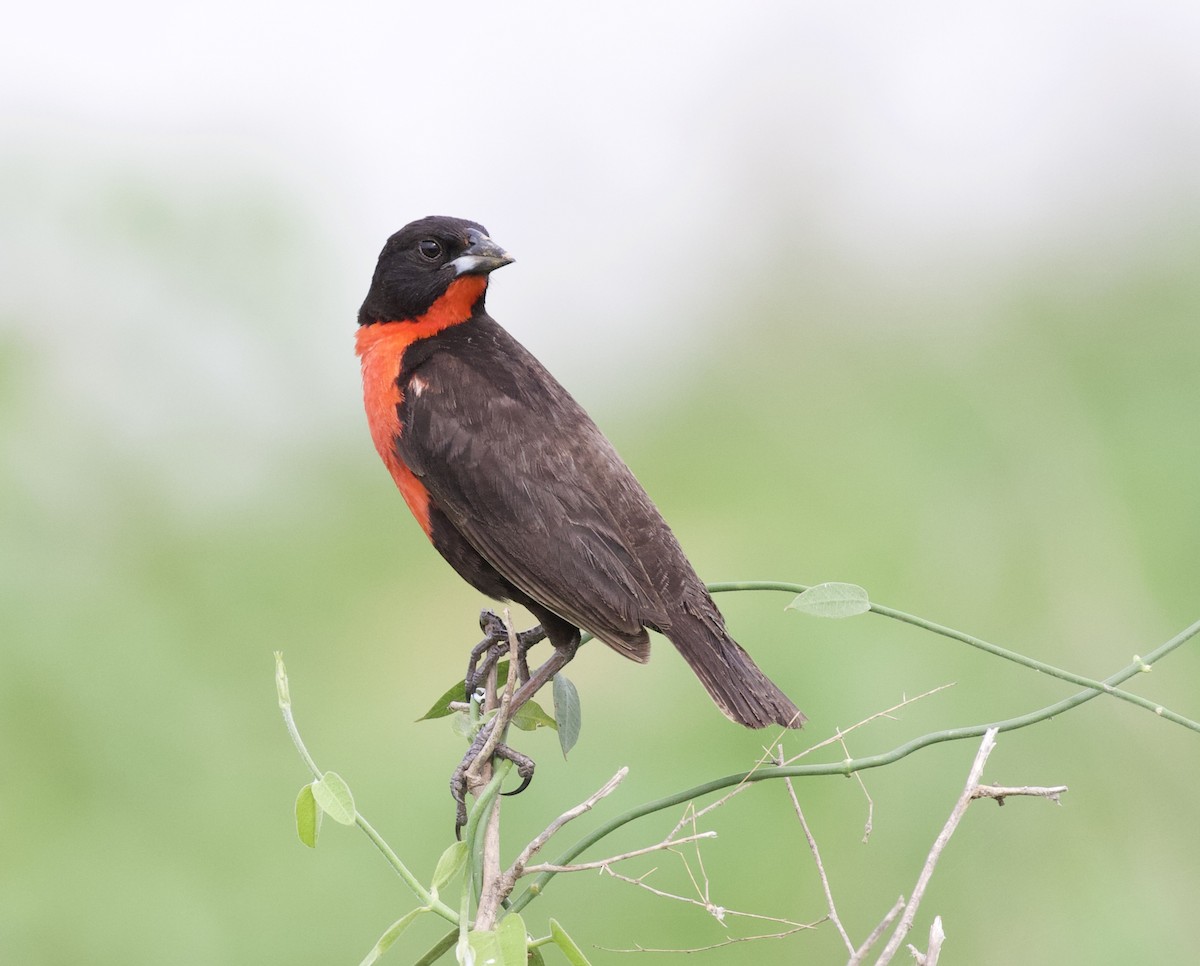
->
xmin=355 ymin=274 xmax=489 ymax=535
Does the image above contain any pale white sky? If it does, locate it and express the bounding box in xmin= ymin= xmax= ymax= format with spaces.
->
xmin=4 ymin=1 xmax=1199 ymax=505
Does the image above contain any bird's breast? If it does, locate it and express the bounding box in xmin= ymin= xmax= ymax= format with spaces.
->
xmin=356 ymin=322 xmax=434 ymax=535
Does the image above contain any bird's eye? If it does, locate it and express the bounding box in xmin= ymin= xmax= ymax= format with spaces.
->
xmin=417 ymin=239 xmax=443 ymax=260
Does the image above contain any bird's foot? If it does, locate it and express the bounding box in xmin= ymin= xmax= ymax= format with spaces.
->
xmin=451 ymin=719 xmax=537 ymax=836
xmin=464 ymin=610 xmax=547 ymax=700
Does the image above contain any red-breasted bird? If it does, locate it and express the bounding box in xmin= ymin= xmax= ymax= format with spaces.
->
xmin=356 ymin=215 xmax=804 ymax=730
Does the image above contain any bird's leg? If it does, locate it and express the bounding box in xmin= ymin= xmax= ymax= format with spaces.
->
xmin=513 ymin=624 xmax=547 ymax=684
xmin=464 ymin=610 xmax=508 ymax=701
xmin=451 ymin=721 xmax=494 ymax=832
xmin=465 ymin=610 xmax=547 ymax=699
xmin=452 ymin=634 xmax=580 ymax=836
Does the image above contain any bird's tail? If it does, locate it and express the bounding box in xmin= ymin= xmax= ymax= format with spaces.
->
xmin=667 ymin=606 xmax=805 ymax=729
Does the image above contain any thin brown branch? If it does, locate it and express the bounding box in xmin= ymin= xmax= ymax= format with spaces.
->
xmin=601 ymin=920 xmax=822 ymax=954
xmin=835 ymin=732 xmax=876 ymax=842
xmin=600 ymin=865 xmax=813 ymax=931
xmin=522 ymin=831 xmax=716 ymax=875
xmin=785 ymin=774 xmax=854 ymax=955
xmin=907 ymin=916 xmax=945 ymax=965
xmin=780 ymin=684 xmax=956 ymax=767
xmin=656 ymin=687 xmax=951 ymax=851
xmin=873 ymin=728 xmax=999 ymax=965
xmin=972 ymin=784 xmax=1068 ymax=805
xmin=681 ymin=810 xmax=714 ymax=911
xmin=848 ymin=896 xmax=905 ymax=965
xmin=506 ymin=767 xmax=629 ymax=881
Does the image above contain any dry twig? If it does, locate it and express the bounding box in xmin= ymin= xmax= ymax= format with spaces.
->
xmin=871 ymin=729 xmax=1000 ymax=963
xmin=848 ymin=896 xmax=905 ymax=965
xmin=907 ymin=916 xmax=945 ymax=965
xmin=785 ymin=772 xmax=854 ymax=955
xmin=601 ymin=919 xmax=822 ymax=955
xmin=522 ymin=831 xmax=717 ymax=876
xmin=507 ymin=767 xmax=629 ymax=880
xmin=972 ymin=784 xmax=1068 ymax=805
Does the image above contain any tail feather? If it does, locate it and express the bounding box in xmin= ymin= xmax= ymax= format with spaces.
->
xmin=667 ymin=608 xmax=805 ymax=729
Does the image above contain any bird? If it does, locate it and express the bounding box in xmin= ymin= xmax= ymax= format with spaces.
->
xmin=356 ymin=215 xmax=804 ymax=731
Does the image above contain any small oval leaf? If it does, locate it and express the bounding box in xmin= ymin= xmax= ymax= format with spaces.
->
xmin=274 ymin=652 xmax=291 ymax=709
xmin=359 ymin=908 xmax=425 ymax=966
xmin=549 ymin=919 xmax=592 ymax=966
xmin=497 ymin=912 xmax=528 ymax=964
xmin=785 ymin=582 xmax=871 ymax=618
xmin=295 ymin=783 xmax=321 ymax=848
xmin=510 ymin=700 xmax=557 ymax=733
xmin=467 ymin=929 xmax=501 ymax=965
xmin=431 ymin=841 xmax=468 ymax=895
xmin=419 ymin=663 xmax=511 ymax=721
xmin=451 ymin=711 xmax=477 ymax=741
xmin=552 ymin=674 xmax=581 ymax=758
xmin=311 ymin=771 xmax=357 ymax=825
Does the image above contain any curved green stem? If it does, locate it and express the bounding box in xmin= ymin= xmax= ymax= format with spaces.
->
xmin=708 ymin=581 xmax=1200 ymax=732
xmin=509 ymin=615 xmax=1200 ymax=914
xmin=275 ymin=654 xmax=460 ymax=924
xmin=414 ymin=930 xmax=458 ymax=966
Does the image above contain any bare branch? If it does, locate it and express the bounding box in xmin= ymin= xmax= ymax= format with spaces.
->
xmin=522 ymin=831 xmax=716 ymax=875
xmin=781 ymin=684 xmax=956 ymax=767
xmin=833 ymin=731 xmax=876 ymax=843
xmin=907 ymin=916 xmax=945 ymax=965
xmin=657 ymin=687 xmax=951 ymax=856
xmin=848 ymin=896 xmax=905 ymax=965
xmin=670 ymin=770 xmax=756 ymax=839
xmin=506 ymin=767 xmax=629 ymax=880
xmin=785 ymin=774 xmax=854 ymax=955
xmin=972 ymin=784 xmax=1068 ymax=806
xmin=601 ymin=920 xmax=822 ymax=954
xmin=873 ymin=728 xmax=999 ymax=965
xmin=600 ymin=865 xmax=814 ymax=932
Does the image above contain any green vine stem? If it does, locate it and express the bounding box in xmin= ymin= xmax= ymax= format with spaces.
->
xmin=508 ymin=612 xmax=1200 ymax=914
xmin=709 ymin=581 xmax=1200 ymax=732
xmin=275 ymin=654 xmax=461 ymax=924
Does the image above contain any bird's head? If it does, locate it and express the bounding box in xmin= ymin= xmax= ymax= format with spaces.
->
xmin=358 ymin=215 xmax=514 ymax=326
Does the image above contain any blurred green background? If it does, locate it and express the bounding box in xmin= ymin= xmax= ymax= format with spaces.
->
xmin=3 ymin=3 xmax=1199 ymax=964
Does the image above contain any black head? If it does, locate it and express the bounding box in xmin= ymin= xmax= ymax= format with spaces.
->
xmin=358 ymin=215 xmax=514 ymax=325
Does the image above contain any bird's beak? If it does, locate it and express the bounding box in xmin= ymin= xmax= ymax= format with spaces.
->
xmin=450 ymin=230 xmax=515 ymax=276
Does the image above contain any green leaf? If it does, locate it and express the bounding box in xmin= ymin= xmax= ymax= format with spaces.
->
xmin=548 ymin=919 xmax=591 ymax=966
xmin=527 ymin=946 xmax=546 ymax=966
xmin=451 ymin=711 xmax=479 ymax=741
xmin=497 ymin=912 xmax=528 ymax=964
xmin=430 ymin=841 xmax=468 ymax=898
xmin=419 ymin=662 xmax=510 ymax=721
xmin=510 ymin=699 xmax=557 ymax=733
xmin=785 ymin=582 xmax=871 ymax=618
xmin=552 ymin=674 xmax=581 ymax=758
xmin=274 ymin=651 xmax=291 ymax=709
xmin=466 ymin=929 xmax=501 ymax=965
xmin=295 ymin=783 xmax=321 ymax=848
xmin=311 ymin=771 xmax=357 ymax=825
xmin=358 ymin=908 xmax=426 ymax=966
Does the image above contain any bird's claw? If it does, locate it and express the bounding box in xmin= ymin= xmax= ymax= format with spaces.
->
xmin=451 ymin=720 xmax=537 ymax=837
xmin=464 ymin=610 xmax=547 ymax=700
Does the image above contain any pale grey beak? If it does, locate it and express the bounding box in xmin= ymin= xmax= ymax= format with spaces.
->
xmin=450 ymin=230 xmax=514 ymax=276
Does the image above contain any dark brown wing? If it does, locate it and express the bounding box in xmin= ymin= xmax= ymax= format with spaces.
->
xmin=396 ymin=316 xmax=673 ymax=660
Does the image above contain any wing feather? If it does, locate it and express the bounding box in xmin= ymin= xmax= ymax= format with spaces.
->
xmin=396 ymin=323 xmax=672 ymax=652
